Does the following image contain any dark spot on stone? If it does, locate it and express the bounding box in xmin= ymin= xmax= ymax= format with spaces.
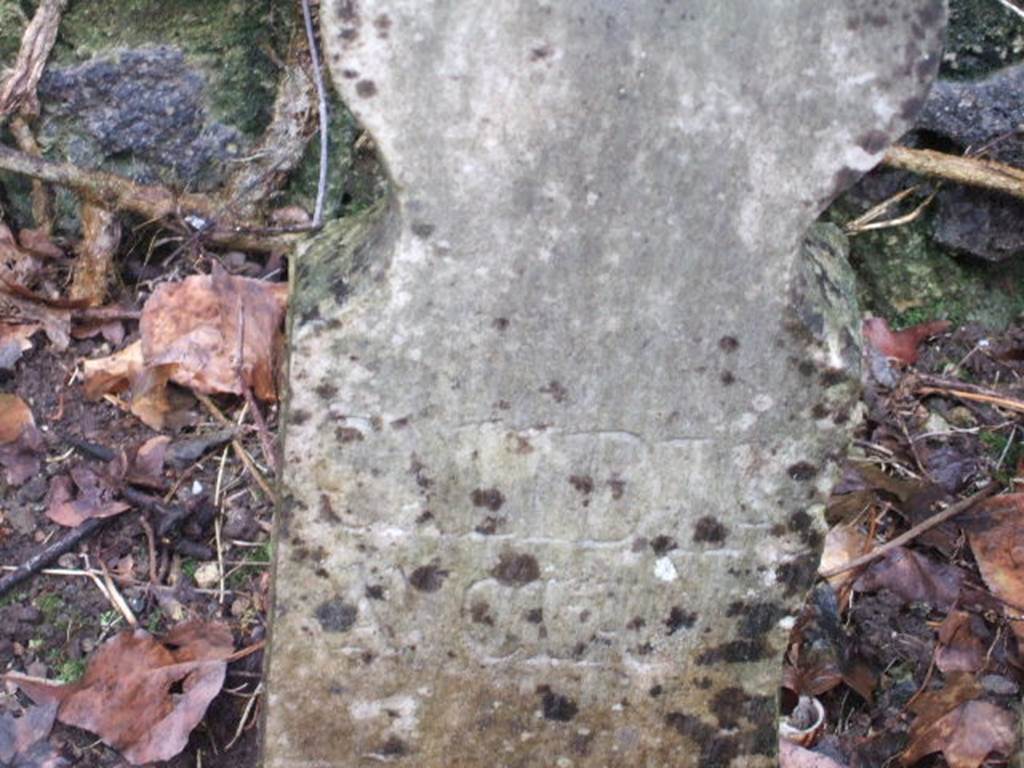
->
xmin=318 ymin=494 xmax=341 ymax=524
xmin=337 ymin=0 xmax=359 ymax=21
xmin=471 ymin=488 xmax=505 ymax=510
xmin=569 ymin=475 xmax=594 ymax=494
xmin=492 ymin=317 xmax=509 ymax=331
xmin=415 ymin=510 xmax=434 ymax=524
xmin=314 ymin=567 xmax=329 ymax=579
xmin=496 ymin=399 xmax=511 ymax=410
xmin=409 ymin=564 xmax=449 ymax=592
xmin=858 ymin=128 xmax=890 ymax=154
xmin=379 ymin=736 xmax=406 ymax=756
xmin=649 ymin=684 xmax=664 ymax=697
xmin=726 ymin=600 xmax=785 ymax=639
xmin=336 ymin=426 xmax=364 ymax=443
xmin=636 ymin=642 xmax=653 ymax=655
xmin=696 ymin=639 xmax=769 ymax=665
xmin=720 ymin=371 xmax=735 ymax=386
xmin=314 ymin=599 xmax=357 ymax=633
xmin=509 ymin=434 xmax=533 ymax=453
xmin=693 ymin=516 xmax=728 ymax=543
xmin=356 ymin=79 xmax=377 ymax=97
xmin=340 ymin=27 xmax=359 ymax=41
xmin=373 ymin=13 xmax=391 ymax=36
xmin=718 ymin=336 xmax=739 ymax=352
xmin=342 ymin=68 xmax=359 ymax=79
xmin=833 ymin=410 xmax=849 ymax=425
xmin=776 ymin=553 xmax=819 ymax=597
xmin=474 ymin=516 xmax=503 ymax=535
xmin=391 ymin=416 xmax=410 ymax=429
xmin=608 ymin=478 xmax=626 ymax=499
xmin=650 ymin=535 xmax=677 ymax=555
xmin=626 ymin=616 xmax=646 ymax=630
xmin=492 ymin=552 xmax=540 ymax=586
xmin=540 ymin=380 xmax=568 ymax=402
xmin=540 ymin=690 xmax=578 ymax=721
xmin=770 ymin=523 xmax=787 ymax=537
xmin=290 ymin=409 xmax=310 ymax=425
xmin=409 ymin=457 xmax=433 ymax=490
xmin=631 ymin=537 xmax=648 ymax=552
xmin=665 ymin=712 xmax=715 ymax=742
xmin=787 ymin=462 xmax=817 ymax=481
xmin=665 ymin=606 xmax=697 ymax=635
xmin=470 ymin=600 xmax=494 ymax=626
xmin=695 ymin=677 xmax=713 ymax=689
xmin=711 ymin=687 xmax=751 ymax=728
xmin=819 ymin=368 xmax=844 ymax=387
xmin=811 ymin=403 xmax=829 ymax=419
xmin=525 ymin=608 xmax=543 ymax=624
xmin=365 ymin=584 xmax=385 ymax=600
xmin=411 ymin=221 xmax=434 ymax=238
xmin=529 ymin=44 xmax=552 ymax=61
xmin=579 ymin=610 xmax=591 ymax=623
xmin=315 ymin=382 xmax=338 ymax=399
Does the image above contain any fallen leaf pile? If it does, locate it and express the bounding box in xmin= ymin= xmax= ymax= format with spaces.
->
xmin=781 ymin=320 xmax=1024 ymax=768
xmin=5 ymin=620 xmax=235 ymax=766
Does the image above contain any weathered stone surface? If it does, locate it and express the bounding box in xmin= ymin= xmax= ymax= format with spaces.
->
xmin=264 ymin=2 xmax=945 ymax=766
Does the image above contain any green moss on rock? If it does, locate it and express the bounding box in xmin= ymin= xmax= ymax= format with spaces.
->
xmin=943 ymin=0 xmax=1024 ymax=79
xmin=846 ymin=212 xmax=1024 ymax=330
xmin=0 ymin=1 xmax=27 ymax=64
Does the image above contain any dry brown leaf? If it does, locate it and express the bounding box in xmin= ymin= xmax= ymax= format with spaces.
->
xmin=863 ymin=317 xmax=950 ymax=366
xmin=82 ymin=340 xmax=174 ymax=430
xmin=124 ymin=435 xmax=170 ymax=489
xmin=961 ymin=494 xmax=1024 ymax=643
xmin=0 ymin=701 xmax=66 ymax=767
xmin=780 ymin=740 xmax=848 ymax=768
xmin=141 ymin=269 xmax=288 ymax=401
xmin=902 ymin=700 xmax=1017 ymax=768
xmin=853 ymin=546 xmax=963 ymax=610
xmin=0 ymin=392 xmax=44 ymax=485
xmin=0 ymin=321 xmax=39 ymax=371
xmin=819 ymin=523 xmax=871 ymax=590
xmin=935 ymin=610 xmax=986 ymax=674
xmin=6 ymin=621 xmax=234 ymax=766
xmin=45 ymin=467 xmax=130 ymax=527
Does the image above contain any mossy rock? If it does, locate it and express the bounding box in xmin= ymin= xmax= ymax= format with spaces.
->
xmin=1 ymin=0 xmax=384 ymax=231
xmin=943 ymin=0 xmax=1024 ymax=79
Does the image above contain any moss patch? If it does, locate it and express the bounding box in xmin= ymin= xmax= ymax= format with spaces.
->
xmin=943 ymin=0 xmax=1024 ymax=79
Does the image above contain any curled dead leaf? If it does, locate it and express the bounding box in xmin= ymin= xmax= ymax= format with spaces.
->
xmin=5 ymin=621 xmax=235 ymax=766
xmin=862 ymin=317 xmax=950 ymax=366
xmin=45 ymin=467 xmax=130 ymax=527
xmin=0 ymin=392 xmax=44 ymax=485
xmin=902 ymin=700 xmax=1016 ymax=768
xmin=961 ymin=494 xmax=1024 ymax=645
xmin=141 ymin=269 xmax=287 ymax=401
xmin=853 ymin=546 xmax=963 ymax=610
xmin=81 ymin=340 xmax=173 ymax=430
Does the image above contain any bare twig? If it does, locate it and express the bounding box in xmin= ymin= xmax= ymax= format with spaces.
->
xmin=0 ymin=517 xmax=108 ymax=599
xmin=0 ymin=145 xmax=298 ymax=253
xmin=819 ymin=482 xmax=1001 ymax=578
xmin=302 ymin=0 xmax=330 ymax=227
xmin=884 ymin=145 xmax=1024 ymax=201
xmin=0 ymin=0 xmax=67 ymax=120
xmin=994 ymin=0 xmax=1024 ymax=21
xmin=915 ymin=373 xmax=1024 ymax=415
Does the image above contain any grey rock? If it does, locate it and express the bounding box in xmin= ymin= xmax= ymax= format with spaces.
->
xmin=37 ymin=47 xmax=243 ymax=190
xmin=914 ymin=64 xmax=1024 ymax=261
xmin=264 ymin=2 xmax=944 ymax=766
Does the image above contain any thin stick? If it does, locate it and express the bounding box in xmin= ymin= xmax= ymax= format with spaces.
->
xmin=917 ymin=386 xmax=1024 ymax=415
xmin=0 ymin=517 xmax=107 ymax=598
xmin=195 ymin=392 xmax=276 ymax=501
xmin=994 ymin=0 xmax=1024 ymax=21
xmin=819 ymin=482 xmax=1001 ymax=578
xmin=884 ymin=145 xmax=1024 ymax=201
xmin=301 ymin=0 xmax=330 ymax=227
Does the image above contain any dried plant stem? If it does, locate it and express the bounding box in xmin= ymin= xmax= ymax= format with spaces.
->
xmin=0 ymin=517 xmax=108 ymax=598
xmin=884 ymin=145 xmax=1024 ymax=201
xmin=0 ymin=0 xmax=67 ymax=119
xmin=302 ymin=0 xmax=329 ymax=227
